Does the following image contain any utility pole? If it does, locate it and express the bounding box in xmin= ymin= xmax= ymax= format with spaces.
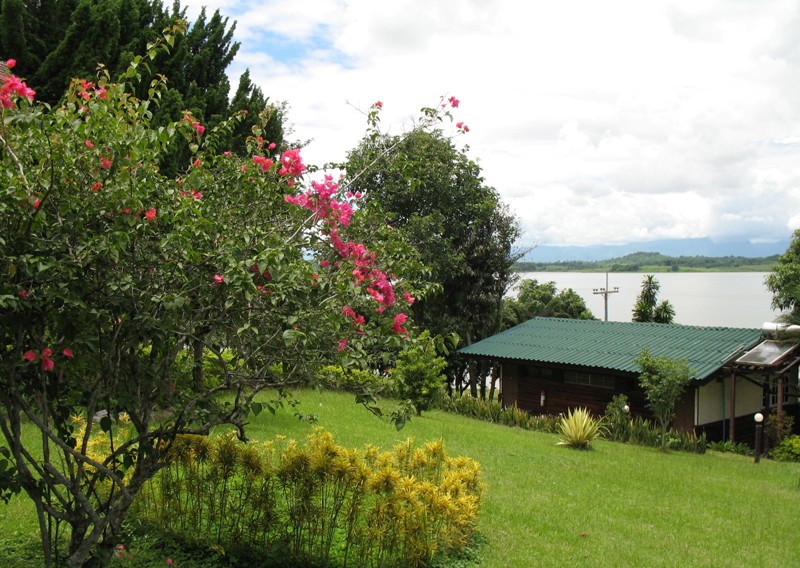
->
xmin=593 ymin=272 xmax=619 ymax=321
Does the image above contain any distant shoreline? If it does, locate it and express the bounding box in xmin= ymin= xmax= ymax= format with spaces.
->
xmin=514 ymin=251 xmax=779 ymax=273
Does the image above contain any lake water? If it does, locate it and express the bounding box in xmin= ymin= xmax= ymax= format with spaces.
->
xmin=515 ymin=272 xmax=782 ymax=329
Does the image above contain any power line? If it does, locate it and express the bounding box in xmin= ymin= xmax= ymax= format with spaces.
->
xmin=592 ymin=272 xmax=619 ymax=321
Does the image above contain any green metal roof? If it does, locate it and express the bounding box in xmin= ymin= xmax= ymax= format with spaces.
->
xmin=459 ymin=318 xmax=762 ymax=380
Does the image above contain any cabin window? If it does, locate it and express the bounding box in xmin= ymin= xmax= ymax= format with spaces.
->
xmin=769 ymin=382 xmax=792 ymax=407
xmin=564 ymin=370 xmax=616 ymax=389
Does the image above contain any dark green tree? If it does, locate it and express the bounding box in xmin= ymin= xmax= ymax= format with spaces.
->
xmin=632 ymin=274 xmax=675 ymax=323
xmin=766 ymin=227 xmax=800 ymax=321
xmin=346 ymin=129 xmax=521 ymax=346
xmin=501 ymin=279 xmax=594 ymax=329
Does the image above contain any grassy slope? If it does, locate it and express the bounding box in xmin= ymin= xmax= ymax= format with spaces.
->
xmin=3 ymin=389 xmax=799 ymax=567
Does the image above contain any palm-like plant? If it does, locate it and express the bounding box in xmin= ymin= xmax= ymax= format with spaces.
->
xmin=556 ymin=407 xmax=605 ymax=450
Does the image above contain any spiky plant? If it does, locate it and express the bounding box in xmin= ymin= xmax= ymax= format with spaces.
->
xmin=556 ymin=407 xmax=604 ymax=450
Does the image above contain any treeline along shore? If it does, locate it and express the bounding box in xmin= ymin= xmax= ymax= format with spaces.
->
xmin=515 ymin=252 xmax=780 ymax=273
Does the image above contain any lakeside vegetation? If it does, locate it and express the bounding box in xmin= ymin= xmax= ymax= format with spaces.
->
xmin=515 ymin=251 xmax=780 ymax=273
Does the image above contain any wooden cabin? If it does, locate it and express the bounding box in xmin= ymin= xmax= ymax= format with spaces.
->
xmin=459 ymin=318 xmax=800 ymax=445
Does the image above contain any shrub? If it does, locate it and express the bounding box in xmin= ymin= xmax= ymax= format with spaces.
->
xmin=708 ymin=440 xmax=752 ymax=456
xmin=603 ymin=394 xmax=632 ymax=442
xmin=392 ymin=331 xmax=448 ymax=416
xmin=556 ymin=407 xmax=604 ymax=450
xmin=771 ymin=435 xmax=800 ymax=462
xmin=134 ymin=428 xmax=483 ymax=567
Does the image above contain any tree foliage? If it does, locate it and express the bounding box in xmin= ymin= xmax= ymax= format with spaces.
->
xmin=765 ymin=227 xmax=800 ymax=320
xmin=632 ymin=274 xmax=675 ymax=323
xmin=346 ymin=128 xmax=521 ymax=345
xmin=0 ymin=36 xmax=419 ymax=565
xmin=392 ymin=331 xmax=452 ymax=418
xmin=635 ymin=348 xmax=692 ymax=449
xmin=501 ymin=279 xmax=594 ymax=329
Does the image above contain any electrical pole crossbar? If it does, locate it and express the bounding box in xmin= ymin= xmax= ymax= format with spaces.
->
xmin=592 ymin=272 xmax=619 ymax=322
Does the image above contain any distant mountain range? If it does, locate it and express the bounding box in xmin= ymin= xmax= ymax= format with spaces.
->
xmin=519 ymin=237 xmax=790 ymax=263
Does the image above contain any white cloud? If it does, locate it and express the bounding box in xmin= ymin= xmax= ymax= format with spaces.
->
xmin=181 ymin=0 xmax=800 ymax=248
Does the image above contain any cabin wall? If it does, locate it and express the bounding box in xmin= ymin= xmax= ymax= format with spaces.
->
xmin=697 ymin=376 xmax=764 ymax=425
xmin=499 ymin=361 xmax=648 ymax=418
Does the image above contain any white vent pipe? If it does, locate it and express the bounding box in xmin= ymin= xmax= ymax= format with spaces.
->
xmin=762 ymin=322 xmax=800 ymax=338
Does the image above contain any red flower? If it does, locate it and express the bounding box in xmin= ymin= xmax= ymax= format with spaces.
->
xmin=62 ymin=348 xmax=74 ymax=359
xmin=85 ymin=139 xmax=95 ymax=148
xmin=448 ymin=96 xmax=460 ymax=108
xmin=337 ymin=339 xmax=348 ymax=352
xmin=23 ymin=350 xmax=36 ymax=362
xmin=6 ymin=59 xmax=16 ymax=69
xmin=91 ymin=181 xmax=102 ymax=191
xmin=374 ymin=101 xmax=383 ymax=109
xmin=18 ymin=289 xmax=29 ymax=299
xmin=193 ymin=158 xmax=201 ymax=168
xmin=144 ymin=208 xmax=157 ymax=221
xmin=41 ymin=347 xmax=52 ymax=358
xmin=213 ymin=274 xmax=224 ymax=285
xmin=192 ymin=121 xmax=205 ymax=135
xmin=403 ymin=291 xmax=415 ymax=305
xmin=41 ymin=358 xmax=55 ymax=372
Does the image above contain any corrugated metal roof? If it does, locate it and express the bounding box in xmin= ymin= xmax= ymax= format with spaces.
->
xmin=459 ymin=317 xmax=762 ymax=380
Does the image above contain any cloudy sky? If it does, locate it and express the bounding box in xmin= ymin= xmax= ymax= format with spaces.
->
xmin=181 ymin=0 xmax=800 ymax=249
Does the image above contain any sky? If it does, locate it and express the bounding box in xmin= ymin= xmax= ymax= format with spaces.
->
xmin=181 ymin=0 xmax=800 ymax=250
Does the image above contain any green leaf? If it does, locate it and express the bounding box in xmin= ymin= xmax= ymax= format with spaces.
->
xmin=99 ymin=416 xmax=113 ymax=434
xmin=251 ymin=402 xmax=262 ymax=417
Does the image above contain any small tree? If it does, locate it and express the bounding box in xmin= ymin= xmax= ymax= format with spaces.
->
xmin=392 ymin=331 xmax=450 ymax=417
xmin=635 ymin=348 xmax=693 ymax=449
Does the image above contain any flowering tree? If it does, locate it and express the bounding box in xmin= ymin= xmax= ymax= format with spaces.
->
xmin=0 ymin=32 xmax=424 ymax=566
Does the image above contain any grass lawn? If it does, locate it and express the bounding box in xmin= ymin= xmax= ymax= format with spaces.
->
xmin=2 ymin=388 xmax=799 ymax=567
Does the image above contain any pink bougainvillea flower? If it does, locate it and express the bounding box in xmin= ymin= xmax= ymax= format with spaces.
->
xmin=213 ymin=274 xmax=224 ymax=285
xmin=95 ymin=85 xmax=107 ymax=99
xmin=85 ymin=139 xmax=95 ymax=148
xmin=144 ymin=208 xmax=157 ymax=221
xmin=193 ymin=158 xmax=201 ymax=168
xmin=374 ymin=101 xmax=383 ymax=109
xmin=268 ymin=142 xmax=276 ymax=150
xmin=337 ymin=339 xmax=348 ymax=352
xmin=62 ymin=348 xmax=74 ymax=359
xmin=192 ymin=121 xmax=205 ymax=135
xmin=392 ymin=313 xmax=409 ymax=335
xmin=18 ymin=289 xmax=29 ymax=299
xmin=223 ymin=150 xmax=232 ymax=156
xmin=403 ymin=291 xmax=415 ymax=305
xmin=167 ymin=560 xmax=174 ymax=567
xmin=448 ymin=96 xmax=460 ymax=108
xmin=6 ymin=59 xmax=16 ymax=69
xmin=253 ymin=155 xmax=274 ymax=172
xmin=278 ymin=148 xmax=306 ymax=178
xmin=100 ymin=156 xmax=112 ymax=170
xmin=91 ymin=181 xmax=102 ymax=191
xmin=320 ymin=260 xmax=330 ymax=268
xmin=240 ymin=165 xmax=248 ymax=172
xmin=41 ymin=357 xmax=55 ymax=372
xmin=41 ymin=347 xmax=52 ymax=358
xmin=23 ymin=350 xmax=37 ymax=362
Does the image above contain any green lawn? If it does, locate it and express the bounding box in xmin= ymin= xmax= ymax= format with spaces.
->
xmin=2 ymin=389 xmax=799 ymax=567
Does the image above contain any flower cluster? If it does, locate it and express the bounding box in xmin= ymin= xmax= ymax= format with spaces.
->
xmin=1 ymin=59 xmax=35 ymax=108
xmin=22 ymin=347 xmax=73 ymax=372
xmin=278 ymin=148 xmax=306 ymax=185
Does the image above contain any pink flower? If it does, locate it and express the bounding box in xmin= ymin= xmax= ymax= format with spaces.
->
xmin=223 ymin=151 xmax=232 ymax=156
xmin=279 ymin=149 xmax=306 ymax=178
xmin=62 ymin=348 xmax=74 ymax=359
xmin=193 ymin=158 xmax=201 ymax=168
xmin=41 ymin=347 xmax=52 ymax=358
xmin=23 ymin=350 xmax=36 ymax=362
xmin=456 ymin=121 xmax=470 ymax=133
xmin=33 ymin=198 xmax=41 ymax=210
xmin=449 ymin=96 xmax=460 ymax=108
xmin=100 ymin=156 xmax=112 ymax=170
xmin=213 ymin=274 xmax=224 ymax=285
xmin=144 ymin=208 xmax=157 ymax=221
xmin=268 ymin=142 xmax=276 ymax=150
xmin=192 ymin=121 xmax=205 ymax=135
xmin=6 ymin=59 xmax=16 ymax=69
xmin=337 ymin=339 xmax=348 ymax=352
xmin=374 ymin=101 xmax=383 ymax=109
xmin=18 ymin=289 xmax=29 ymax=299
xmin=167 ymin=560 xmax=174 ymax=566
xmin=403 ymin=291 xmax=415 ymax=305
xmin=392 ymin=313 xmax=409 ymax=335
xmin=253 ymin=155 xmax=274 ymax=171
xmin=85 ymin=139 xmax=95 ymax=148
xmin=320 ymin=260 xmax=330 ymax=268
xmin=91 ymin=181 xmax=102 ymax=191
xmin=41 ymin=358 xmax=55 ymax=372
